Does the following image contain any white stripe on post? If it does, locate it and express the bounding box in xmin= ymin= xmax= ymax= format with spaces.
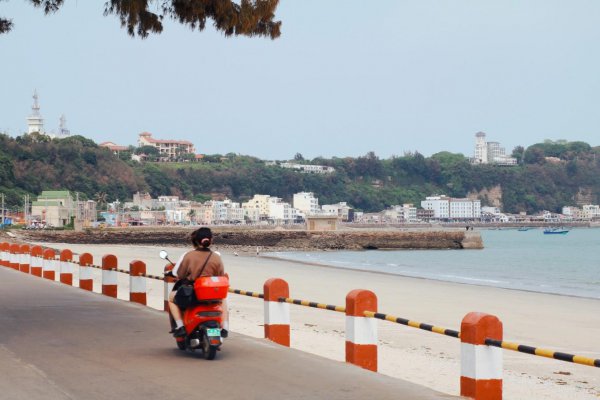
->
xmin=263 ymin=278 xmax=290 ymax=347
xmin=264 ymin=301 xmax=290 ymax=325
xmin=461 ymin=344 xmax=503 ymax=379
xmin=345 ymin=316 xmax=377 ymax=345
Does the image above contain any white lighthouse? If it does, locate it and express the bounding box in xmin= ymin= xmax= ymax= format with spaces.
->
xmin=27 ymin=90 xmax=45 ymax=134
xmin=473 ymin=131 xmax=487 ymax=164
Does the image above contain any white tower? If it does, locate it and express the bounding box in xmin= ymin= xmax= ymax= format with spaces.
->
xmin=58 ymin=114 xmax=70 ymax=137
xmin=27 ymin=90 xmax=45 ymax=134
xmin=474 ymin=131 xmax=488 ymax=164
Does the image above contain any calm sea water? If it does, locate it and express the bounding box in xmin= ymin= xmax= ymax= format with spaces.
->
xmin=269 ymin=229 xmax=600 ymax=299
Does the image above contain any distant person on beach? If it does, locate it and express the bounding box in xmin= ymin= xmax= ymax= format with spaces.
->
xmin=167 ymin=227 xmax=229 ymax=338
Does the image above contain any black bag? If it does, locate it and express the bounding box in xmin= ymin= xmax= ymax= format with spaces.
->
xmin=174 ymin=283 xmax=195 ymax=309
xmin=173 ymin=251 xmax=213 ymax=309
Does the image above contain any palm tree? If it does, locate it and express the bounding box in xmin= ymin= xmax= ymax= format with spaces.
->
xmin=94 ymin=191 xmax=108 ymax=217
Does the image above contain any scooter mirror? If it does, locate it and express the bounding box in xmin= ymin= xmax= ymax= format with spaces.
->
xmin=159 ymin=250 xmax=168 ymax=260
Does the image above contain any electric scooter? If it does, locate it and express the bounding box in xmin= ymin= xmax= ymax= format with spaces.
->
xmin=160 ymin=250 xmax=229 ymax=360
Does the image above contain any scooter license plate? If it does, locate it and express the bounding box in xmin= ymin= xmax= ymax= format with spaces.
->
xmin=206 ymin=328 xmax=221 ymax=337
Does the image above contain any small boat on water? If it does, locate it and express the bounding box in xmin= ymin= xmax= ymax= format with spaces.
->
xmin=518 ymin=227 xmax=532 ymax=231
xmin=543 ymin=228 xmax=570 ymax=235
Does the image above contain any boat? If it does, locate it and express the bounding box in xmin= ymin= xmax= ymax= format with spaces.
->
xmin=518 ymin=227 xmax=532 ymax=231
xmin=543 ymin=228 xmax=570 ymax=235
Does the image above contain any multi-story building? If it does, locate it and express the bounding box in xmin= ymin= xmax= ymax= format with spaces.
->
xmin=471 ymin=132 xmax=517 ymax=166
xmin=99 ymin=141 xmax=129 ymax=156
xmin=242 ymin=195 xmax=272 ymax=219
xmin=267 ymin=197 xmax=296 ymax=224
xmin=265 ymin=161 xmax=335 ymax=174
xmin=421 ymin=195 xmax=481 ymax=220
xmin=582 ymin=204 xmax=600 ymax=220
xmin=31 ymin=190 xmax=74 ymax=227
xmin=138 ymin=132 xmax=195 ymax=160
xmin=322 ymin=202 xmax=353 ymax=221
xmin=293 ymin=192 xmax=320 ymax=217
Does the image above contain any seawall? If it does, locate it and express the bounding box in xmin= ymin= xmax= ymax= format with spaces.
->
xmin=13 ymin=228 xmax=483 ymax=250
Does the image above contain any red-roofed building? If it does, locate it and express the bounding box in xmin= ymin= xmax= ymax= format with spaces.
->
xmin=99 ymin=141 xmax=129 ymax=155
xmin=138 ymin=132 xmax=196 ymax=161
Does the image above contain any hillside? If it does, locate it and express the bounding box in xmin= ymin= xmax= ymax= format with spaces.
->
xmin=1 ymin=133 xmax=600 ymax=213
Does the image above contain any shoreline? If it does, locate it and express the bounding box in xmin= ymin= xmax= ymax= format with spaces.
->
xmin=260 ymin=251 xmax=600 ymax=301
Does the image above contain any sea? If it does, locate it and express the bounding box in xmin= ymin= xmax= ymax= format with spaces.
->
xmin=269 ymin=228 xmax=600 ymax=299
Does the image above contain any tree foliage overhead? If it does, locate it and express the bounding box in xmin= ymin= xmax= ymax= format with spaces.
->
xmin=1 ymin=0 xmax=282 ymax=39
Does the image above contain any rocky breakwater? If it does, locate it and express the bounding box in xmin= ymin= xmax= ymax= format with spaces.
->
xmin=15 ymin=228 xmax=483 ymax=251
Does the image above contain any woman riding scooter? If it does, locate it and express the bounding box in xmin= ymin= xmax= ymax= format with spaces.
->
xmin=168 ymin=227 xmax=229 ymax=338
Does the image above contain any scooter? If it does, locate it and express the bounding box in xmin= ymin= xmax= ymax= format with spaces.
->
xmin=160 ymin=250 xmax=229 ymax=360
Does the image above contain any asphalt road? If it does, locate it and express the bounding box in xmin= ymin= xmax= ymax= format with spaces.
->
xmin=0 ymin=267 xmax=458 ymax=399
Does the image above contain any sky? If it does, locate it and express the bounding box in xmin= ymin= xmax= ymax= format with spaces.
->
xmin=1 ymin=1 xmax=600 ymax=160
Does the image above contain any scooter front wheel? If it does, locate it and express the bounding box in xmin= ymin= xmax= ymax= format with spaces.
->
xmin=202 ymin=331 xmax=217 ymax=360
xmin=176 ymin=338 xmax=186 ymax=350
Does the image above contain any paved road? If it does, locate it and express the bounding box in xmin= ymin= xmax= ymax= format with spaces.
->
xmin=0 ymin=267 xmax=458 ymax=399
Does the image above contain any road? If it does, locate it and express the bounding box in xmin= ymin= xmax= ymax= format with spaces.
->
xmin=0 ymin=267 xmax=458 ymax=399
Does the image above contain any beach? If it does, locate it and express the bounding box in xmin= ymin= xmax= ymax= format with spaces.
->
xmin=40 ymin=242 xmax=600 ymax=399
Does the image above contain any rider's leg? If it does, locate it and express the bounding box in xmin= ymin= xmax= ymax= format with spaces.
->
xmin=168 ymin=291 xmax=183 ymax=327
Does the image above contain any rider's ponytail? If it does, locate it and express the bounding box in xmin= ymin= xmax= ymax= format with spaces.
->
xmin=191 ymin=227 xmax=212 ymax=249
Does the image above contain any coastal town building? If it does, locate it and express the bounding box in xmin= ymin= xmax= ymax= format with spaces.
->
xmin=421 ymin=195 xmax=481 ymax=220
xmin=265 ymin=161 xmax=335 ymax=174
xmin=384 ymin=204 xmax=418 ymax=223
xmin=293 ymin=192 xmax=320 ymax=217
xmin=31 ymin=190 xmax=96 ymax=228
xmin=306 ymin=215 xmax=338 ymax=231
xmin=242 ymin=195 xmax=272 ymax=220
xmin=137 ymin=132 xmax=195 ymax=161
xmin=322 ymin=202 xmax=353 ymax=221
xmin=471 ymin=132 xmax=517 ymax=166
xmin=99 ymin=141 xmax=130 ymax=156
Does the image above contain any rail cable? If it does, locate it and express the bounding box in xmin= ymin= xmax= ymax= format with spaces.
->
xmin=277 ymin=296 xmax=346 ymax=313
xmin=485 ymin=338 xmax=600 ymax=368
xmin=74 ymin=260 xmax=600 ymax=368
xmin=363 ymin=310 xmax=460 ymax=339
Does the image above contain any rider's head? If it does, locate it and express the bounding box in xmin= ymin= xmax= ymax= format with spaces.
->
xmin=191 ymin=227 xmax=213 ymax=249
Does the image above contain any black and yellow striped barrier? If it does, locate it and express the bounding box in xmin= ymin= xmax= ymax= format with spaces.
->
xmin=364 ymin=311 xmax=460 ymax=338
xmin=277 ymin=296 xmax=346 ymax=313
xmin=485 ymin=338 xmax=600 ymax=368
xmin=229 ymin=288 xmax=264 ymax=299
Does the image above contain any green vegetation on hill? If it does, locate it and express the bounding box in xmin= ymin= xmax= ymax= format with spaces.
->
xmin=1 ymin=133 xmax=600 ymax=214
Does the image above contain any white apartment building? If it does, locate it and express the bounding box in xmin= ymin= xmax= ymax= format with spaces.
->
xmin=268 ymin=197 xmax=296 ymax=223
xmin=582 ymin=204 xmax=600 ymax=220
xmin=266 ymin=161 xmax=335 ymax=174
xmin=138 ymin=132 xmax=195 ymax=160
xmin=471 ymin=132 xmax=517 ymax=166
xmin=421 ymin=195 xmax=481 ymax=220
xmin=322 ymin=202 xmax=352 ymax=221
xmin=293 ymin=192 xmax=320 ymax=216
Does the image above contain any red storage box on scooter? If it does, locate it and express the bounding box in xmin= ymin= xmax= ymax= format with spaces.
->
xmin=194 ymin=276 xmax=229 ymax=300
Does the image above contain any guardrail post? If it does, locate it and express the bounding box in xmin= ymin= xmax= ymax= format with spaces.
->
xmin=263 ymin=278 xmax=290 ymax=347
xmin=164 ymin=263 xmax=176 ymax=312
xmin=0 ymin=242 xmax=9 ymax=267
xmin=42 ymin=248 xmax=57 ymax=281
xmin=30 ymin=246 xmax=43 ymax=277
xmin=19 ymin=244 xmax=30 ymax=273
xmin=461 ymin=312 xmax=503 ymax=400
xmin=130 ymin=260 xmax=147 ymax=305
xmin=9 ymin=243 xmax=20 ymax=270
xmin=345 ymin=289 xmax=378 ymax=372
xmin=78 ymin=253 xmax=94 ymax=291
xmin=102 ymin=254 xmax=118 ymax=298
xmin=59 ymin=249 xmax=74 ymax=286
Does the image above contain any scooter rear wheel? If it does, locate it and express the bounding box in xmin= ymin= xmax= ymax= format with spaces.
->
xmin=202 ymin=331 xmax=217 ymax=360
xmin=176 ymin=339 xmax=186 ymax=350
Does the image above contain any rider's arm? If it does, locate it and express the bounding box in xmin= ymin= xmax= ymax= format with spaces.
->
xmin=171 ymin=252 xmax=188 ymax=278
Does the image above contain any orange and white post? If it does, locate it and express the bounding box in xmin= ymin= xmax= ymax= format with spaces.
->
xmin=129 ymin=260 xmax=147 ymax=305
xmin=30 ymin=246 xmax=43 ymax=277
xmin=78 ymin=253 xmax=94 ymax=291
xmin=59 ymin=249 xmax=74 ymax=286
xmin=345 ymin=289 xmax=378 ymax=372
xmin=0 ymin=242 xmax=9 ymax=267
xmin=101 ymin=254 xmax=118 ymax=298
xmin=19 ymin=244 xmax=30 ymax=273
xmin=460 ymin=312 xmax=503 ymax=400
xmin=42 ymin=248 xmax=57 ymax=281
xmin=9 ymin=243 xmax=20 ymax=270
xmin=263 ymin=278 xmax=290 ymax=347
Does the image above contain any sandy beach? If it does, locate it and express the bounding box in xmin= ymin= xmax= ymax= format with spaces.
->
xmin=39 ymin=242 xmax=600 ymax=399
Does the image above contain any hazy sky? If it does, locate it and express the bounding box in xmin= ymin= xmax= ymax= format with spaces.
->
xmin=1 ymin=1 xmax=600 ymax=160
